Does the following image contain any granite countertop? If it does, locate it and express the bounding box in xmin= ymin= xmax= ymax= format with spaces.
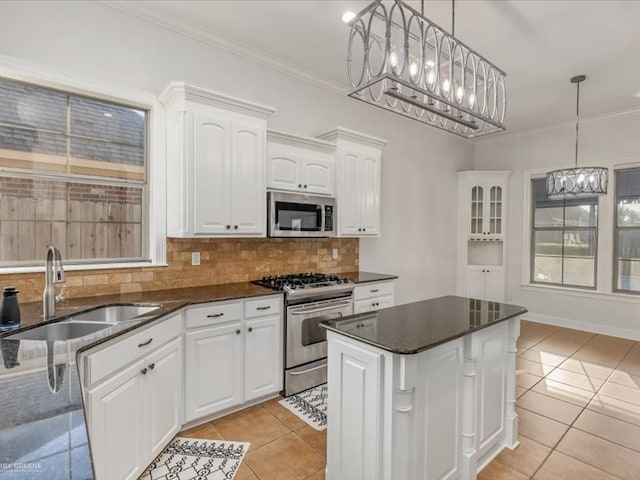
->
xmin=341 ymin=271 xmax=398 ymax=284
xmin=0 ymin=271 xmax=395 ymax=479
xmin=322 ymin=295 xmax=527 ymax=355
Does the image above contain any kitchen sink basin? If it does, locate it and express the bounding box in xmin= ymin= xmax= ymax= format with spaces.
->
xmin=6 ymin=321 xmax=115 ymax=342
xmin=69 ymin=304 xmax=161 ymax=323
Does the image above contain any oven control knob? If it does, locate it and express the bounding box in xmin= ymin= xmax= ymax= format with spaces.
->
xmin=342 ymin=278 xmax=349 ymax=283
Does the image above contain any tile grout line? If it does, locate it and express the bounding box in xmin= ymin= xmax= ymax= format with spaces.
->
xmin=526 ymin=334 xmax=636 ymax=480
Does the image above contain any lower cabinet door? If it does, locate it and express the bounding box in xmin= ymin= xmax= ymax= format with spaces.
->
xmin=353 ymin=299 xmax=373 ymax=314
xmin=185 ymin=322 xmax=243 ymax=421
xmin=244 ymin=315 xmax=282 ymax=401
xmin=87 ymin=358 xmax=146 ymax=480
xmin=147 ymin=337 xmax=183 ymax=458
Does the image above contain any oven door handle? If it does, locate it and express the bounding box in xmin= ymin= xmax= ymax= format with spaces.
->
xmin=288 ymin=301 xmax=352 ymax=316
xmin=289 ymin=362 xmax=327 ymax=376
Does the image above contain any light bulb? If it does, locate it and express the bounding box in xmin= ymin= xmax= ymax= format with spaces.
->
xmin=425 ymin=60 xmax=435 ymax=68
xmin=442 ymin=78 xmax=451 ymax=94
xmin=342 ymin=11 xmax=356 ymax=23
xmin=468 ymin=93 xmax=476 ymax=109
xmin=426 ymin=70 xmax=435 ymax=85
xmin=577 ymin=173 xmax=586 ymax=186
xmin=409 ymin=62 xmax=418 ymax=77
xmin=456 ymin=85 xmax=464 ymax=102
xmin=390 ymin=51 xmax=399 ymax=68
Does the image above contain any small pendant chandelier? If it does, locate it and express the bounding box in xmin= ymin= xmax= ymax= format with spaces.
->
xmin=546 ymin=75 xmax=608 ymax=197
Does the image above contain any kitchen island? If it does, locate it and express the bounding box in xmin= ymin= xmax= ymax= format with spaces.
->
xmin=322 ymin=296 xmax=527 ymax=480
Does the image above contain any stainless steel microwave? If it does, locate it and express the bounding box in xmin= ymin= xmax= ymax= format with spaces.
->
xmin=268 ymin=191 xmax=335 ymax=237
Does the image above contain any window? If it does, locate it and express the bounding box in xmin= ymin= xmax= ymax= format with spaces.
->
xmin=614 ymin=168 xmax=640 ymax=293
xmin=531 ymin=178 xmax=598 ymax=288
xmin=0 ymin=77 xmax=147 ymax=267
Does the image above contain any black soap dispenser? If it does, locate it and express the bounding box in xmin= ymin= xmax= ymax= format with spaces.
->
xmin=0 ymin=286 xmax=21 ymax=330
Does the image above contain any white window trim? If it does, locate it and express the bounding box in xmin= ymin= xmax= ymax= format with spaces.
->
xmin=0 ymin=53 xmax=167 ymax=272
xmin=521 ymin=156 xmax=640 ymax=296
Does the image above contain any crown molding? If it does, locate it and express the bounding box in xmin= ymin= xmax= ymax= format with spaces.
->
xmin=101 ymin=1 xmax=347 ymax=97
xmin=315 ymin=127 xmax=388 ymax=149
xmin=267 ymin=130 xmax=336 ymax=152
xmin=160 ymin=81 xmax=276 ymax=119
xmin=474 ymin=107 xmax=640 ymax=146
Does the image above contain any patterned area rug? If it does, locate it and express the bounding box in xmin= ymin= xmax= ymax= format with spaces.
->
xmin=279 ymin=383 xmax=328 ymax=431
xmin=140 ymin=437 xmax=250 ymax=480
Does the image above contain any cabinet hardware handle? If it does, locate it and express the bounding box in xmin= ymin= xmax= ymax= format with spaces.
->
xmin=298 ymin=184 xmax=302 ymax=188
xmin=138 ymin=338 xmax=153 ymax=347
xmin=207 ymin=313 xmax=224 ymax=318
xmin=148 ymin=363 xmax=155 ymax=370
xmin=358 ymin=228 xmax=362 ymax=232
xmin=233 ymin=225 xmax=238 ymax=230
xmin=248 ymin=327 xmax=253 ymax=332
xmin=141 ymin=368 xmax=148 ymax=375
xmin=256 ymin=306 xmax=271 ymax=310
xmin=370 ymin=289 xmax=379 ymax=293
xmin=226 ymin=225 xmax=231 ymax=230
xmin=236 ymin=329 xmax=241 ymax=335
xmin=363 ymin=228 xmax=366 ymax=232
xmin=304 ymin=184 xmax=307 ymax=188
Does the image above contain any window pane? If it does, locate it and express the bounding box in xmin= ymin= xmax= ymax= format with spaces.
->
xmin=563 ymin=230 xmax=596 ymax=287
xmin=70 ymin=138 xmax=144 ymax=180
xmin=0 ymin=176 xmax=143 ymax=264
xmin=70 ymin=97 xmax=145 ymax=145
xmin=0 ymin=78 xmax=67 ymax=132
xmin=618 ymin=201 xmax=640 ymax=227
xmin=564 ymin=203 xmax=597 ymax=227
xmin=533 ymin=178 xmax=597 ymax=227
xmin=616 ymin=229 xmax=640 ymax=291
xmin=533 ymin=230 xmax=562 ymax=283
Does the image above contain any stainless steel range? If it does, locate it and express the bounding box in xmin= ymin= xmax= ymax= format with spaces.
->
xmin=252 ymin=273 xmax=354 ymax=396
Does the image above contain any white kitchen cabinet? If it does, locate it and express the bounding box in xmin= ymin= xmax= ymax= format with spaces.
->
xmin=185 ymin=321 xmax=243 ymax=420
xmin=184 ymin=295 xmax=283 ymax=422
xmin=465 ymin=266 xmax=505 ymax=302
xmin=86 ymin=331 xmax=183 ymax=480
xmin=353 ymin=280 xmax=395 ymax=314
xmin=267 ymin=130 xmax=335 ymax=196
xmin=457 ymin=171 xmax=510 ymax=302
xmin=161 ymin=81 xmax=276 ymax=237
xmin=315 ymin=128 xmax=386 ymax=237
xmin=244 ymin=315 xmax=281 ymax=401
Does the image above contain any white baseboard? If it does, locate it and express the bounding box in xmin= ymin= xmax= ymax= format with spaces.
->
xmin=524 ymin=313 xmax=640 ymax=341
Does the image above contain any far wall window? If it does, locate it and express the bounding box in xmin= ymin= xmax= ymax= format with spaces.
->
xmin=614 ymin=168 xmax=640 ymax=293
xmin=530 ymin=178 xmax=598 ymax=288
xmin=0 ymin=77 xmax=147 ymax=267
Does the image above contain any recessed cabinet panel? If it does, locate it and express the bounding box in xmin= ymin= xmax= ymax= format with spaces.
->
xmin=184 ymin=322 xmax=243 ymax=421
xmin=193 ymin=114 xmax=230 ymax=235
xmin=359 ymin=154 xmax=380 ymax=235
xmin=303 ymin=157 xmax=334 ymax=195
xmin=231 ymin=123 xmax=265 ymax=235
xmin=338 ymin=151 xmax=362 ymax=235
xmin=269 ymin=155 xmax=301 ymax=191
xmin=244 ymin=315 xmax=282 ymax=401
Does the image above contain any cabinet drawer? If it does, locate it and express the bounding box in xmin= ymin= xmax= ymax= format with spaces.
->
xmin=354 ymin=281 xmax=394 ymax=301
xmin=245 ymin=296 xmax=281 ymax=318
xmin=185 ymin=301 xmax=243 ymax=329
xmin=86 ymin=313 xmax=182 ymax=386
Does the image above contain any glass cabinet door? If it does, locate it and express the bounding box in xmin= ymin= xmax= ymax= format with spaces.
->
xmin=489 ymin=185 xmax=502 ymax=234
xmin=470 ymin=185 xmax=483 ymax=234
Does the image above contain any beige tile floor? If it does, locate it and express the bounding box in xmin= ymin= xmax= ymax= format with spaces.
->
xmin=179 ymin=320 xmax=640 ymax=480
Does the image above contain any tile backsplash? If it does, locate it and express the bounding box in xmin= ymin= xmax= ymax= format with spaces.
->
xmin=0 ymin=238 xmax=359 ymax=303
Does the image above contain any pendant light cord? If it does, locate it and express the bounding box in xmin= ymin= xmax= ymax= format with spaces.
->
xmin=452 ymin=0 xmax=456 ymax=36
xmin=575 ymin=81 xmax=580 ymax=168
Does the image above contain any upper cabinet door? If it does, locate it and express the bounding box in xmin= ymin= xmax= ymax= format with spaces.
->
xmin=338 ymin=150 xmax=362 ymax=236
xmin=193 ymin=113 xmax=231 ymax=235
xmin=230 ymin=122 xmax=266 ymax=235
xmin=302 ymin=156 xmax=334 ymax=196
xmin=488 ymin=185 xmax=503 ymax=235
xmin=358 ymin=152 xmax=380 ymax=236
xmin=268 ymin=153 xmax=302 ymax=192
xmin=470 ymin=185 xmax=484 ymax=236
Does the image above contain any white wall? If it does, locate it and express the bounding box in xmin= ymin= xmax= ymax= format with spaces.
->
xmin=0 ymin=1 xmax=473 ymax=305
xmin=474 ymin=111 xmax=640 ymax=339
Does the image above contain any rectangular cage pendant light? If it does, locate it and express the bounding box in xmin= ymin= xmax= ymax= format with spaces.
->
xmin=346 ymin=0 xmax=507 ymax=138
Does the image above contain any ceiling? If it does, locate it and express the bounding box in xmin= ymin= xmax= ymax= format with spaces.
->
xmin=111 ymin=0 xmax=640 ymax=136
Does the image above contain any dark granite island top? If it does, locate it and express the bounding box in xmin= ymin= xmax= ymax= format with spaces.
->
xmin=322 ymin=295 xmax=527 ymax=354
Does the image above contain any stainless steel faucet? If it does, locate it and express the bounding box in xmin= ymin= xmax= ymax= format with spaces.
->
xmin=43 ymin=245 xmax=65 ymax=320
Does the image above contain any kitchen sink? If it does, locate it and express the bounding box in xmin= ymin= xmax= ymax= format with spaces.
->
xmin=6 ymin=321 xmax=115 ymax=342
xmin=68 ymin=304 xmax=162 ymax=323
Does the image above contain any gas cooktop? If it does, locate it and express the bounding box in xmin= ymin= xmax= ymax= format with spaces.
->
xmin=252 ymin=273 xmax=353 ymax=301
